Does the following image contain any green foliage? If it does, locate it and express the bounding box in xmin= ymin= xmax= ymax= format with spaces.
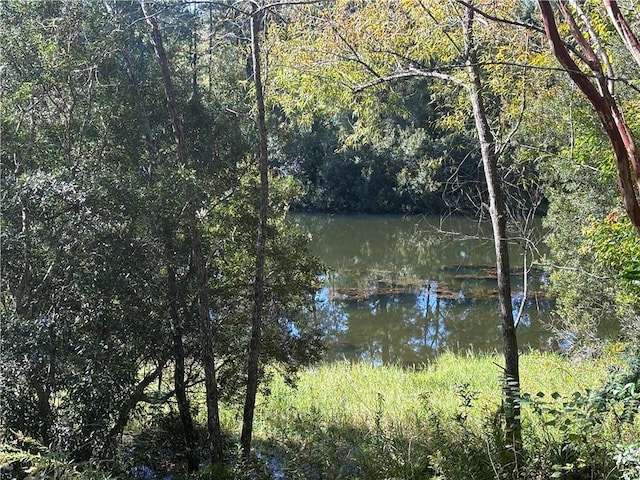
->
xmin=615 ymin=443 xmax=640 ymax=480
xmin=236 ymin=351 xmax=615 ymax=480
xmin=204 ymin=166 xmax=325 ymax=403
xmin=270 ymin=79 xmax=468 ymax=214
xmin=0 ymin=432 xmax=115 ymax=480
xmin=519 ymin=345 xmax=640 ymax=478
xmin=543 ymin=99 xmax=640 ymax=351
xmin=0 ymin=0 xmax=324 ymax=468
xmin=582 ymin=211 xmax=640 ymax=281
xmin=0 ymin=0 xmax=172 ymax=457
xmin=269 ymin=1 xmax=547 ymax=217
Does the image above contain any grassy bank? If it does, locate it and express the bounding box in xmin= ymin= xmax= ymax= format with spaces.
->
xmin=256 ymin=351 xmax=609 ymax=434
xmin=4 ymin=350 xmax=638 ymax=479
xmin=238 ymin=350 xmax=634 ymax=479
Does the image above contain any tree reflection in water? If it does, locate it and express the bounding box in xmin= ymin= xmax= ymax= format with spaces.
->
xmin=295 ymin=214 xmax=555 ymax=365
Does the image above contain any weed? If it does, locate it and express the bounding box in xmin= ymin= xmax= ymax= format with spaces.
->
xmin=0 ymin=431 xmax=115 ymax=479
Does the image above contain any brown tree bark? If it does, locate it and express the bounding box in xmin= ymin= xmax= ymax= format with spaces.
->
xmin=463 ymin=6 xmax=522 ymax=473
xmin=140 ymin=0 xmax=224 ymax=464
xmin=538 ymin=0 xmax=640 ymax=237
xmin=604 ymin=0 xmax=640 ymax=68
xmin=241 ymin=2 xmax=270 ymax=459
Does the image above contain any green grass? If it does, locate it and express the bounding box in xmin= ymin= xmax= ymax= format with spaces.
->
xmin=4 ymin=351 xmax=624 ymax=479
xmin=239 ymin=351 xmax=623 ymax=479
xmin=255 ymin=351 xmax=610 ymax=435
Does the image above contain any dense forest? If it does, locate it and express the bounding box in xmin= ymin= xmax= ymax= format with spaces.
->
xmin=1 ymin=1 xmax=640 ymax=479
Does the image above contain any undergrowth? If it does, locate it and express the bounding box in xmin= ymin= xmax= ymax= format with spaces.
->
xmin=4 ymin=350 xmax=640 ymax=479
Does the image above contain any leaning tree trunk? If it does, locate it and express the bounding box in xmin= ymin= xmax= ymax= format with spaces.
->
xmin=538 ymin=0 xmax=640 ymax=236
xmin=140 ymin=0 xmax=224 ymax=464
xmin=463 ymin=6 xmax=522 ymax=473
xmin=241 ymin=3 xmax=270 ymax=459
xmin=102 ymin=5 xmax=198 ymax=465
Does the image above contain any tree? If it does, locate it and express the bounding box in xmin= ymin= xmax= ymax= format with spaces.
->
xmin=271 ymin=78 xmax=470 ymax=214
xmin=532 ymin=0 xmax=640 ymax=354
xmin=270 ymin=1 xmax=558 ymax=471
xmin=103 ymin=1 xmax=204 ymax=468
xmin=538 ymin=0 xmax=640 ymax=236
xmin=461 ymin=6 xmax=522 ymax=463
xmin=0 ymin=1 xmax=171 ymax=458
xmin=139 ymin=0 xmax=225 ymax=464
xmin=129 ymin=0 xmax=324 ymax=466
xmin=241 ymin=0 xmax=270 ymax=458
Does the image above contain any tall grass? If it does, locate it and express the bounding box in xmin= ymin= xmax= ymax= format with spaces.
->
xmin=243 ymin=351 xmax=619 ymax=479
xmin=257 ymin=351 xmax=610 ymax=435
xmin=2 ymin=351 xmax=622 ymax=479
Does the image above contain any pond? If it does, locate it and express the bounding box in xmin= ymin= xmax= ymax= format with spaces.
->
xmin=290 ymin=213 xmax=556 ymax=365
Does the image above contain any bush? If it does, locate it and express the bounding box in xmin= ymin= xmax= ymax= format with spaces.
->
xmin=0 ymin=431 xmax=115 ymax=480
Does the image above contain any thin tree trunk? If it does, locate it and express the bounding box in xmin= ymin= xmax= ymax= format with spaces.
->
xmin=140 ymin=0 xmax=224 ymax=464
xmin=604 ymin=0 xmax=640 ymax=69
xmin=166 ymin=234 xmax=200 ymax=472
xmin=121 ymin=48 xmax=158 ymax=179
xmin=241 ymin=3 xmax=270 ymax=459
xmin=105 ymin=360 xmax=167 ymax=452
xmin=110 ymin=1 xmax=199 ymax=463
xmin=463 ymin=6 xmax=522 ymax=473
xmin=188 ymin=213 xmax=224 ymax=464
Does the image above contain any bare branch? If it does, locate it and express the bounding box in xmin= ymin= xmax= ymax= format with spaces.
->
xmin=454 ymin=0 xmax=546 ymax=35
xmin=196 ymin=0 xmax=325 ymax=17
xmin=330 ymin=22 xmax=383 ymax=81
xmin=419 ymin=0 xmax=463 ymax=55
xmin=353 ymin=66 xmax=463 ymax=93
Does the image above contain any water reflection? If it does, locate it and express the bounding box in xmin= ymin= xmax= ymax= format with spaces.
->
xmin=292 ymin=213 xmax=554 ymax=365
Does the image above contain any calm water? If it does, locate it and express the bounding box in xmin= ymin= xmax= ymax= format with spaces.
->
xmin=290 ymin=213 xmax=555 ymax=365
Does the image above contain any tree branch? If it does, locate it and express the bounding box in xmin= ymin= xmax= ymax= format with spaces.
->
xmin=330 ymin=22 xmax=383 ymax=81
xmin=454 ymin=0 xmax=546 ymax=36
xmin=353 ymin=66 xmax=463 ymax=94
xmin=604 ymin=0 xmax=640 ymax=68
xmin=538 ymin=0 xmax=640 ymax=235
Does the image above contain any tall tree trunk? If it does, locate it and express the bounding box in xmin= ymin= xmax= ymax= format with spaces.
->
xmin=241 ymin=3 xmax=270 ymax=459
xmin=140 ymin=0 xmax=224 ymax=464
xmin=108 ymin=2 xmax=199 ymax=464
xmin=463 ymin=6 xmax=522 ymax=473
xmin=166 ymin=232 xmax=199 ymax=473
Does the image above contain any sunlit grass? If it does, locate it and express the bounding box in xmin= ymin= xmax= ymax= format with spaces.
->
xmin=122 ymin=351 xmax=624 ymax=479
xmin=253 ymin=350 xmax=612 ymax=438
xmin=238 ymin=351 xmax=621 ymax=479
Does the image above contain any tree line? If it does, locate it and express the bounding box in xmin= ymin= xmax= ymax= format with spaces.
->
xmin=2 ymin=1 xmax=640 ymax=478
xmin=0 ymin=0 xmax=323 ymax=472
